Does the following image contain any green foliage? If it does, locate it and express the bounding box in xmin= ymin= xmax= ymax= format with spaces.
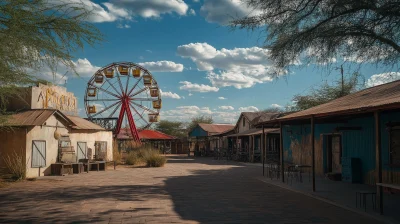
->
xmin=187 ymin=115 xmax=213 ymax=134
xmin=125 ymin=151 xmax=142 ymax=166
xmin=145 ymin=153 xmax=167 ymax=167
xmin=0 ymin=0 xmax=103 ymax=113
xmin=231 ymin=0 xmax=400 ymax=69
xmin=289 ymin=72 xmax=364 ymax=111
xmin=154 ymin=120 xmax=186 ymax=138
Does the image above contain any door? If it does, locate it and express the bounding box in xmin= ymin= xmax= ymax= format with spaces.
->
xmin=77 ymin=142 xmax=87 ymax=161
xmin=327 ymin=135 xmax=342 ymax=173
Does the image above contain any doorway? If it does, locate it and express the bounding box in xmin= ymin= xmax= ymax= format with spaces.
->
xmin=326 ymin=135 xmax=342 ymax=173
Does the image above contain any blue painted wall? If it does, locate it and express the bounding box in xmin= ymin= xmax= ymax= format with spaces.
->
xmin=282 ymin=110 xmax=400 ymax=184
xmin=189 ymin=125 xmax=208 ymax=137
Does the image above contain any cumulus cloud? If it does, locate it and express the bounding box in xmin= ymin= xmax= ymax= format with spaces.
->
xmin=200 ymin=0 xmax=261 ymax=25
xmin=239 ymin=106 xmax=259 ymax=112
xmin=189 ymin=9 xmax=196 ymax=15
xmin=366 ymin=72 xmax=400 ymax=87
xmin=160 ymin=89 xmax=181 ymax=99
xmin=218 ymin=97 xmax=227 ymax=100
xmin=138 ymin=61 xmax=184 ymax=72
xmin=161 ymin=105 xmax=239 ymax=123
xmin=219 ymin=106 xmax=234 ymax=110
xmin=177 ymin=42 xmax=285 ymax=89
xmin=270 ymin=104 xmax=283 ymax=108
xmin=117 ymin=24 xmax=131 ymax=29
xmin=50 ymin=0 xmax=189 ymax=24
xmin=179 ymin=81 xmax=219 ymax=92
xmin=35 ymin=58 xmax=101 ymax=83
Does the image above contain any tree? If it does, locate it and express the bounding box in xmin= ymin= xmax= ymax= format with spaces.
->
xmin=288 ymin=72 xmax=364 ymax=111
xmin=154 ymin=120 xmax=187 ymax=138
xmin=231 ymin=0 xmax=400 ymax=69
xmin=0 ymin=0 xmax=103 ymax=111
xmin=187 ymin=115 xmax=213 ymax=133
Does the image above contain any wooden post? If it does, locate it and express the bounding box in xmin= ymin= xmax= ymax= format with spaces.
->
xmin=280 ymin=122 xmax=284 ymax=182
xmin=375 ymin=111 xmax=383 ymax=214
xmin=311 ymin=115 xmax=316 ymax=192
xmin=262 ymin=125 xmax=265 ymax=176
xmin=252 ymin=135 xmax=255 ymax=162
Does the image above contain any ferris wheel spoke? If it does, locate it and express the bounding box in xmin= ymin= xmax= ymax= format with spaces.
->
xmin=129 ymin=87 xmax=149 ymax=97
xmin=86 ymin=99 xmax=120 ymax=102
xmin=131 ymin=101 xmax=158 ymax=114
xmin=104 ymin=76 xmax=122 ymax=96
xmin=130 ymin=97 xmax=154 ymax=101
xmin=125 ymin=70 xmax=131 ymax=94
xmin=90 ymin=101 xmax=121 ymax=118
xmin=108 ymin=102 xmax=122 ymax=118
xmin=129 ymin=102 xmax=149 ymax=127
xmin=116 ymin=67 xmax=125 ymax=94
xmin=88 ymin=83 xmax=120 ymax=99
xmin=127 ymin=76 xmax=143 ymax=96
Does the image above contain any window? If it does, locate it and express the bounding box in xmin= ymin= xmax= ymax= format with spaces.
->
xmin=390 ymin=127 xmax=400 ymax=165
xmin=243 ymin=118 xmax=245 ymax=127
xmin=32 ymin=141 xmax=46 ymax=168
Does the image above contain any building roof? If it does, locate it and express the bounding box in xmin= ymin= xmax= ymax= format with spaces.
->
xmin=227 ymin=128 xmax=279 ymax=137
xmin=235 ymin=111 xmax=285 ymax=128
xmin=67 ymin=115 xmax=105 ymax=131
xmin=0 ymin=109 xmax=72 ymax=127
xmin=117 ymin=129 xmax=176 ymax=140
xmin=197 ymin=123 xmax=235 ymax=135
xmin=276 ymin=80 xmax=400 ymax=122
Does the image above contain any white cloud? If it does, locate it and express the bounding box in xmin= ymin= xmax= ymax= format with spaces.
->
xmin=160 ymin=89 xmax=181 ymax=99
xmin=117 ymin=24 xmax=131 ymax=29
xmin=366 ymin=72 xmax=400 ymax=87
xmin=188 ymin=93 xmax=193 ymax=96
xmin=189 ymin=9 xmax=196 ymax=15
xmin=200 ymin=0 xmax=261 ymax=25
xmin=179 ymin=81 xmax=219 ymax=92
xmin=239 ymin=106 xmax=259 ymax=112
xmin=50 ymin=0 xmax=189 ymax=23
xmin=161 ymin=105 xmax=239 ymax=123
xmin=219 ymin=106 xmax=234 ymax=110
xmin=177 ymin=42 xmax=286 ymax=89
xmin=138 ymin=61 xmax=184 ymax=72
xmin=193 ymin=0 xmax=200 ymax=2
xmin=270 ymin=104 xmax=283 ymax=108
xmin=146 ymin=50 xmax=153 ymax=53
xmin=35 ymin=58 xmax=101 ymax=83
xmin=218 ymin=97 xmax=227 ymax=100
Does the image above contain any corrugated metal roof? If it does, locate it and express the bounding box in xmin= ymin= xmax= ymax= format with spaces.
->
xmin=278 ymin=80 xmax=400 ymax=121
xmin=67 ymin=116 xmax=105 ymax=131
xmin=198 ymin=123 xmax=235 ymax=134
xmin=227 ymin=128 xmax=279 ymax=137
xmin=0 ymin=109 xmax=67 ymax=127
xmin=116 ymin=129 xmax=176 ymax=140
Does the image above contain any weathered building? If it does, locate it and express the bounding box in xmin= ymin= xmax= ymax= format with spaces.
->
xmin=0 ymin=84 xmax=113 ymax=178
xmin=188 ymin=123 xmax=234 ymax=155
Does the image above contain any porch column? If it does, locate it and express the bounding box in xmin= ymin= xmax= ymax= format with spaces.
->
xmin=252 ymin=135 xmax=255 ymax=162
xmin=262 ymin=125 xmax=265 ymax=176
xmin=280 ymin=122 xmax=284 ymax=182
xmin=311 ymin=115 xmax=316 ymax=192
xmin=375 ymin=111 xmax=383 ymax=214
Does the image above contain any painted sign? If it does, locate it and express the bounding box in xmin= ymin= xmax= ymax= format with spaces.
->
xmin=37 ymin=84 xmax=77 ymax=114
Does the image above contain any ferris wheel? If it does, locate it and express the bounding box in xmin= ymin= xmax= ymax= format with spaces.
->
xmin=84 ymin=62 xmax=162 ymax=142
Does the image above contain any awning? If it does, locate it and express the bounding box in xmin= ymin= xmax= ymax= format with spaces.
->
xmin=227 ymin=128 xmax=279 ymax=137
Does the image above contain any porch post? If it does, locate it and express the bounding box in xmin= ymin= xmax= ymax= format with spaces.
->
xmin=252 ymin=135 xmax=255 ymax=162
xmin=262 ymin=125 xmax=265 ymax=176
xmin=280 ymin=122 xmax=284 ymax=182
xmin=375 ymin=111 xmax=383 ymax=214
xmin=311 ymin=115 xmax=316 ymax=192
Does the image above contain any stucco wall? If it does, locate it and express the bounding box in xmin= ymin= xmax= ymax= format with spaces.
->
xmin=69 ymin=130 xmax=113 ymax=161
xmin=25 ymin=115 xmax=69 ymax=177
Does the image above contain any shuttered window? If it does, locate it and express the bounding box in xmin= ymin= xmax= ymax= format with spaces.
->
xmin=32 ymin=141 xmax=46 ymax=168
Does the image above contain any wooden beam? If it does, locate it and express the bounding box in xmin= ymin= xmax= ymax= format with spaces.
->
xmin=375 ymin=111 xmax=383 ymax=215
xmin=280 ymin=122 xmax=284 ymax=182
xmin=311 ymin=115 xmax=316 ymax=192
xmin=262 ymin=125 xmax=265 ymax=176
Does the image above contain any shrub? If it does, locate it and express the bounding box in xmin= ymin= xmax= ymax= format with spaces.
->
xmin=112 ymin=140 xmax=122 ymax=165
xmin=3 ymin=150 xmax=27 ymax=181
xmin=143 ymin=150 xmax=167 ymax=167
xmin=125 ymin=151 xmax=142 ymax=165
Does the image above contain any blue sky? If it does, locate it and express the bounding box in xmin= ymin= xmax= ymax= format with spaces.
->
xmin=44 ymin=0 xmax=400 ymax=124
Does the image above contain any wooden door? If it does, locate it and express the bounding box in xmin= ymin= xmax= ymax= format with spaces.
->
xmin=331 ymin=135 xmax=342 ymax=173
xmin=77 ymin=142 xmax=87 ymax=161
